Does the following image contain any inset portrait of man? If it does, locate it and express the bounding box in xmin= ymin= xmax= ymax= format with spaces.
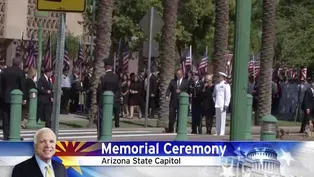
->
xmin=11 ymin=128 xmax=67 ymax=177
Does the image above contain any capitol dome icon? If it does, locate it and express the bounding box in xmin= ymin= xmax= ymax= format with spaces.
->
xmin=222 ymin=144 xmax=284 ymax=177
xmin=246 ymin=144 xmax=282 ymax=176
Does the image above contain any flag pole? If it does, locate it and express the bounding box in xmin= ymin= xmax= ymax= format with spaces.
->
xmin=79 ymin=38 xmax=82 ymax=79
xmin=49 ymin=32 xmax=51 ymax=70
xmin=190 ymin=45 xmax=193 ymax=72
xmin=20 ymin=30 xmax=24 ymax=69
xmin=205 ymin=46 xmax=208 ymax=74
xmin=253 ymin=53 xmax=255 ymax=78
xmin=115 ymin=38 xmax=122 ymax=74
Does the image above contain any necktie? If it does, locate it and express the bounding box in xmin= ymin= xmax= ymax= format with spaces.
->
xmin=177 ymin=80 xmax=180 ymax=88
xmin=45 ymin=165 xmax=53 ymax=177
xmin=48 ymin=78 xmax=51 ymax=89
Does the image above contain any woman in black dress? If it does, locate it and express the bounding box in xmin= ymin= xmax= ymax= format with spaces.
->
xmin=129 ymin=75 xmax=142 ymax=119
xmin=202 ymin=75 xmax=215 ymax=134
xmin=121 ymin=73 xmax=130 ymax=118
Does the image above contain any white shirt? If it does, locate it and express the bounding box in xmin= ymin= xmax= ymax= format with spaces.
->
xmin=61 ymin=74 xmax=71 ymax=88
xmin=35 ymin=155 xmax=55 ymax=177
xmin=44 ymin=74 xmax=49 ymax=82
xmin=177 ymin=78 xmax=182 ymax=88
xmin=33 ymin=75 xmax=37 ymax=82
xmin=213 ymin=80 xmax=231 ymax=108
xmin=144 ymin=74 xmax=153 ymax=90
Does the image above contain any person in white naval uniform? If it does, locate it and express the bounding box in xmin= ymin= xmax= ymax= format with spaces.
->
xmin=213 ymin=72 xmax=231 ymax=136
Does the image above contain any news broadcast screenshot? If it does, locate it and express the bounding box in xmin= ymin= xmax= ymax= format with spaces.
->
xmin=0 ymin=0 xmax=313 ymax=177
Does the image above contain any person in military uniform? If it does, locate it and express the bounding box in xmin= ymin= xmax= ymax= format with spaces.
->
xmin=213 ymin=72 xmax=231 ymax=136
xmin=97 ymin=58 xmax=121 ymax=131
xmin=190 ymin=74 xmax=204 ymax=134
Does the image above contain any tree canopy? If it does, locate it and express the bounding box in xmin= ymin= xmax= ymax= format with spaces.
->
xmin=82 ymin=0 xmax=314 ymax=67
xmin=275 ymin=0 xmax=314 ymax=67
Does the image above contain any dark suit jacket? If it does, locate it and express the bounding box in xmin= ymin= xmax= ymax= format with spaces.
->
xmin=302 ymin=88 xmax=314 ymax=113
xmin=166 ymin=78 xmax=189 ymax=107
xmin=191 ymin=80 xmax=204 ymax=105
xmin=97 ymin=70 xmax=120 ymax=104
xmin=82 ymin=74 xmax=91 ymax=91
xmin=0 ymin=66 xmax=26 ymax=103
xmin=12 ymin=156 xmax=67 ymax=177
xmin=139 ymin=75 xmax=145 ymax=97
xmin=149 ymin=74 xmax=158 ymax=96
xmin=24 ymin=78 xmax=36 ymax=101
xmin=37 ymin=75 xmax=53 ymax=104
xmin=71 ymin=74 xmax=82 ymax=91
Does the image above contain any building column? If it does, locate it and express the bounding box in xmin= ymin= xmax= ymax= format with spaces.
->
xmin=6 ymin=39 xmax=16 ymax=67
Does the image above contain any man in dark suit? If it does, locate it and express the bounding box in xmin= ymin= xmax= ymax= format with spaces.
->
xmin=70 ymin=68 xmax=82 ymax=113
xmin=165 ymin=69 xmax=189 ymax=133
xmin=301 ymin=82 xmax=314 ymax=133
xmin=97 ymin=58 xmax=121 ymax=131
xmin=1 ymin=56 xmax=26 ymax=140
xmin=37 ymin=68 xmax=53 ymax=128
xmin=12 ymin=128 xmax=67 ymax=177
xmin=149 ymin=69 xmax=158 ymax=118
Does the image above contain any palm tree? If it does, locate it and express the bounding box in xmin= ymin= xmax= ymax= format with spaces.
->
xmin=87 ymin=0 xmax=114 ymax=127
xmin=157 ymin=0 xmax=180 ymax=128
xmin=257 ymin=0 xmax=277 ymax=122
xmin=213 ymin=0 xmax=229 ymax=79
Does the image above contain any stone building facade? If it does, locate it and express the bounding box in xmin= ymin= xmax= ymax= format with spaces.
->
xmin=0 ymin=0 xmax=84 ymax=66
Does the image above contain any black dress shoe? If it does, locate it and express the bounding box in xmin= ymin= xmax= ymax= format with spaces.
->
xmin=164 ymin=128 xmax=174 ymax=133
xmin=191 ymin=131 xmax=197 ymax=134
xmin=115 ymin=125 xmax=120 ymax=128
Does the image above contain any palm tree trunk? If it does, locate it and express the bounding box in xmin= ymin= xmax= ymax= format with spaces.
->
xmin=87 ymin=0 xmax=114 ymax=128
xmin=157 ymin=0 xmax=179 ymax=127
xmin=213 ymin=0 xmax=229 ymax=80
xmin=257 ymin=0 xmax=277 ymax=121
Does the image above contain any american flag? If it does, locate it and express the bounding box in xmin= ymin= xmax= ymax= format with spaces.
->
xmin=63 ymin=44 xmax=70 ymax=70
xmin=198 ymin=51 xmax=208 ymax=74
xmin=24 ymin=34 xmax=37 ymax=68
xmin=52 ymin=44 xmax=70 ymax=70
xmin=301 ymin=67 xmax=307 ymax=80
xmin=75 ymin=41 xmax=84 ymax=68
xmin=43 ymin=36 xmax=51 ymax=70
xmin=114 ymin=53 xmax=119 ymax=73
xmin=291 ymin=68 xmax=297 ymax=79
xmin=225 ymin=54 xmax=233 ymax=76
xmin=248 ymin=59 xmax=260 ymax=77
xmin=183 ymin=48 xmax=192 ymax=66
xmin=122 ymin=49 xmax=129 ymax=73
xmin=180 ymin=58 xmax=186 ymax=77
xmin=181 ymin=47 xmax=192 ymax=76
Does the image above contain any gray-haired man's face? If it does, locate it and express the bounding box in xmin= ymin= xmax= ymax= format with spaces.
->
xmin=34 ymin=131 xmax=56 ymax=163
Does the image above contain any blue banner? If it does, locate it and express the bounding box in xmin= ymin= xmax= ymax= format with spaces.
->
xmin=0 ymin=141 xmax=300 ymax=156
xmin=0 ymin=141 xmax=312 ymax=177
